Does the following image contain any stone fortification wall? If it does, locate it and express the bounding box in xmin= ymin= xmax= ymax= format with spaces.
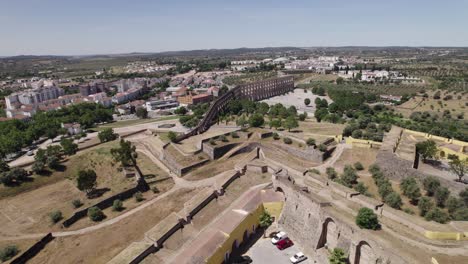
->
xmin=376 ymin=126 xmax=465 ymax=193
xmin=273 ymin=176 xmax=408 ymax=264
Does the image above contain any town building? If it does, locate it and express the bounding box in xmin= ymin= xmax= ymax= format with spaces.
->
xmin=177 ymin=93 xmax=213 ymax=106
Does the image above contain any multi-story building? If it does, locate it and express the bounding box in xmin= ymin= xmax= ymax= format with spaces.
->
xmin=5 ymin=86 xmax=64 ymax=110
xmin=177 ymin=93 xmax=212 ymax=106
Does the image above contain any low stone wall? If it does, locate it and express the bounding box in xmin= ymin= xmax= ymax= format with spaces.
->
xmin=11 ymin=233 xmax=55 ymax=264
xmin=159 ymin=147 xmax=209 ymax=176
xmin=272 ymin=142 xmax=330 ymax=163
xmin=202 ymin=142 xmax=240 ymax=160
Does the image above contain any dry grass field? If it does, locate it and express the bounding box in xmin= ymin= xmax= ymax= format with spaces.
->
xmin=394 ymin=90 xmax=467 ymax=118
xmin=0 ymin=141 xmax=171 ymax=236
xmin=28 ymin=188 xmax=199 ymax=264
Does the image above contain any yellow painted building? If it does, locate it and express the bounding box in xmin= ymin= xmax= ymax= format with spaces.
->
xmin=170 ymin=187 xmax=284 ymax=264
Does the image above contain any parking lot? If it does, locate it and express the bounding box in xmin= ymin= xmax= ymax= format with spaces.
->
xmin=246 ymin=237 xmax=312 ymax=264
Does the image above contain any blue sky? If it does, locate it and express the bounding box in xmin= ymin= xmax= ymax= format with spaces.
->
xmin=0 ymin=0 xmax=467 ymax=55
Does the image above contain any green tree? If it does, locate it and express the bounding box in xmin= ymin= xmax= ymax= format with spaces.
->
xmin=434 ymin=187 xmax=450 ymax=207
xmin=354 ymin=182 xmax=369 ymax=196
xmin=326 ymin=167 xmax=338 ymax=180
xmin=425 ymin=208 xmax=449 ymax=224
xmin=418 ymin=197 xmax=434 ymax=216
xmin=416 ymin=140 xmax=438 ymax=162
xmin=356 ymin=207 xmax=380 ymax=230
xmin=135 ymin=107 xmax=148 ymax=119
xmin=88 ymin=206 xmax=105 ymax=222
xmin=60 ymin=138 xmax=78 ymax=156
xmin=49 ymin=210 xmax=63 ymax=223
xmin=0 ymin=160 xmax=9 ymax=173
xmin=329 ymin=248 xmax=348 ymax=264
xmin=269 ymin=119 xmax=282 ymax=130
xmin=448 ymin=157 xmax=467 ymax=182
xmin=0 ymin=245 xmax=19 ymax=262
xmin=446 ymin=196 xmax=463 ymax=215
xmin=174 ymin=106 xmax=188 ymax=115
xmin=112 ymin=199 xmax=124 ymax=211
xmin=453 ymin=208 xmax=468 ymax=221
xmin=98 ymin=128 xmax=117 ymax=143
xmin=76 ymin=169 xmax=97 ymax=196
xmin=306 ymin=138 xmax=316 ymax=146
xmin=167 ymin=131 xmax=177 ymax=142
xmin=248 ymin=113 xmax=265 ymax=127
xmin=401 ymin=177 xmax=421 ymax=204
xmin=32 ymin=160 xmax=46 ymax=174
xmin=460 ymin=188 xmax=468 ymax=206
xmin=111 ymin=139 xmax=137 ymax=167
xmin=236 ymin=115 xmax=248 ymax=127
xmin=0 ymin=168 xmax=29 ymax=186
xmin=341 ymin=165 xmax=358 ymax=187
xmin=423 ymin=177 xmax=440 ymax=196
xmin=385 ymin=192 xmax=403 ymax=209
xmin=304 ymin=98 xmax=311 ymax=106
xmin=354 ymin=162 xmax=364 ymax=171
xmin=283 ymin=116 xmax=298 ymax=132
xmin=259 ymin=211 xmax=273 ymax=228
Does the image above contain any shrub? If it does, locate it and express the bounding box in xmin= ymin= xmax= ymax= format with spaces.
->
xmin=453 ymin=208 xmax=468 ymax=221
xmin=298 ymin=113 xmax=307 ymax=121
xmin=401 ymin=177 xmax=421 ymax=204
xmin=446 ymin=196 xmax=464 ymax=215
xmin=423 ymin=177 xmax=440 ymax=196
xmin=135 ymin=192 xmax=144 ymax=202
xmin=356 ymin=207 xmax=380 ymax=230
xmin=209 ymin=139 xmax=216 ymax=145
xmin=72 ymin=199 xmax=83 ymax=208
xmin=403 ymin=208 xmax=415 ymax=215
xmin=341 ymin=165 xmax=358 ymax=187
xmin=49 ymin=210 xmax=63 ymax=223
xmin=378 ymin=181 xmax=394 ymax=200
xmin=0 ymin=245 xmax=19 ymax=262
xmin=425 ymin=208 xmax=449 ymax=223
xmin=418 ymin=197 xmax=434 ymax=216
xmin=318 ymin=144 xmax=327 ymax=152
xmin=434 ymin=187 xmax=450 ymax=207
xmin=112 ymin=199 xmax=124 ymax=211
xmin=329 ymin=248 xmax=347 ymax=264
xmin=98 ymin=128 xmax=117 ymax=143
xmin=309 ymin=168 xmax=320 ymax=175
xmin=283 ymin=137 xmax=292 ymax=144
xmin=385 ymin=192 xmax=403 ymax=209
xmin=368 ymin=164 xmax=381 ymax=175
xmin=152 ymin=186 xmax=160 ymax=193
xmin=167 ymin=131 xmax=177 ymax=142
xmin=219 ymin=135 xmax=228 ymax=142
xmin=88 ymin=206 xmax=105 ymax=222
xmin=354 ymin=182 xmax=369 ymax=196
xmin=354 ymin=162 xmax=364 ymax=171
xmin=272 ymin=132 xmax=280 ymax=140
xmin=248 ymin=113 xmax=265 ymax=127
xmin=326 ymin=167 xmax=338 ymax=180
xmin=231 ymin=132 xmax=239 ymax=138
xmin=306 ymin=138 xmax=316 ymax=146
xmin=304 ymin=98 xmax=311 ymax=106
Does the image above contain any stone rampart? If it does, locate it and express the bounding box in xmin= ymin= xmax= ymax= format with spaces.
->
xmin=273 ymin=176 xmax=408 ymax=264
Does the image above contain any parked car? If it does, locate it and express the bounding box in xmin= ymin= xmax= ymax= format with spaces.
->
xmin=290 ymin=252 xmax=307 ymax=263
xmin=271 ymin=231 xmax=287 ymax=244
xmin=26 ymin=150 xmax=34 ymax=156
xmin=276 ymin=238 xmax=294 ymax=250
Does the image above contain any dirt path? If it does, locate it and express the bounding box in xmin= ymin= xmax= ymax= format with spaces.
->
xmin=314 ymin=143 xmax=348 ymax=172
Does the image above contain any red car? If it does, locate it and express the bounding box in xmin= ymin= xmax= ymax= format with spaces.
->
xmin=276 ymin=238 xmax=294 ymax=250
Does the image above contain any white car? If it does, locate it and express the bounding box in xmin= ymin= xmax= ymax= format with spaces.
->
xmin=271 ymin=231 xmax=287 ymax=244
xmin=290 ymin=252 xmax=307 ymax=263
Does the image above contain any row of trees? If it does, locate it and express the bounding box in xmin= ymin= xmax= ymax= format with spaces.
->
xmin=0 ymin=103 xmax=113 ymax=158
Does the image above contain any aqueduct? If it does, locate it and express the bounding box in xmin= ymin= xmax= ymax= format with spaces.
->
xmin=175 ymin=76 xmax=295 ymax=142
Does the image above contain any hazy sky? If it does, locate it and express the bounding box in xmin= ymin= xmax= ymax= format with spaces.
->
xmin=1 ymin=0 xmax=467 ymax=56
